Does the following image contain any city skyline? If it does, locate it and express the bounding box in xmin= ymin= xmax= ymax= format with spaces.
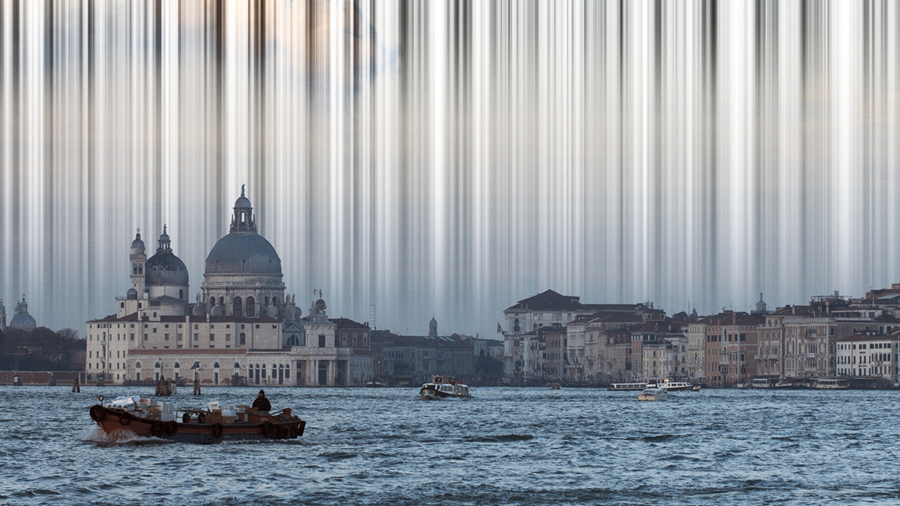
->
xmin=2 ymin=1 xmax=899 ymax=337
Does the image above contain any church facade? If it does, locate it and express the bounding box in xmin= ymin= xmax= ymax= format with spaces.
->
xmin=84 ymin=189 xmax=374 ymax=386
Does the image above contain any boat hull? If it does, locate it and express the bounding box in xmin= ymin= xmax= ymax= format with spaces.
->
xmin=91 ymin=405 xmax=305 ymax=444
xmin=418 ymin=387 xmax=469 ymax=400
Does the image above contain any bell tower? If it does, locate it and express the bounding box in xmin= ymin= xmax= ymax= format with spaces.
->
xmin=130 ymin=229 xmax=147 ymax=297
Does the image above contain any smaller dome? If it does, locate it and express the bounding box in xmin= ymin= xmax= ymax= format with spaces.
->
xmin=127 ymin=288 xmax=138 ymax=300
xmin=234 ymin=195 xmax=252 ymax=209
xmin=10 ymin=312 xmax=37 ymax=331
xmin=131 ymin=233 xmax=145 ymax=250
xmin=315 ymin=299 xmax=326 ymax=310
xmin=430 ymin=316 xmax=438 ymax=326
xmin=145 ymin=253 xmax=189 ymax=287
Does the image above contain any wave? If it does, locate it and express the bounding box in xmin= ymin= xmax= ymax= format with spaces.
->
xmin=465 ymin=434 xmax=534 ymax=443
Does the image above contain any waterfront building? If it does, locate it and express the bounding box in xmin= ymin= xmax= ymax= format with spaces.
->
xmin=85 ymin=189 xmax=373 ymax=386
xmin=835 ymin=329 xmax=900 ymax=381
xmin=501 ymin=289 xmax=647 ymax=384
xmin=370 ymin=323 xmax=476 ymax=385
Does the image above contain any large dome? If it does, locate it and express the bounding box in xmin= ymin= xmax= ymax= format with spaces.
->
xmin=205 ymin=232 xmax=282 ymax=275
xmin=145 ymin=251 xmax=189 ymax=286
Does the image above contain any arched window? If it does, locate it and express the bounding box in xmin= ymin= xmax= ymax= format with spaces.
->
xmin=135 ymin=362 xmax=142 ymax=369
xmin=155 ymin=362 xmax=161 ymax=368
xmin=214 ymin=362 xmax=220 ymax=369
xmin=209 ymin=297 xmax=215 ymax=308
xmin=240 ymin=332 xmax=246 ymax=345
xmin=246 ymin=297 xmax=256 ymax=317
xmin=234 ymin=362 xmax=241 ymax=369
xmin=173 ymin=362 xmax=180 ymax=369
xmin=233 ymin=297 xmax=243 ymax=316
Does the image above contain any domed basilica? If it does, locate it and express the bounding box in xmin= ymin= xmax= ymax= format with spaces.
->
xmin=86 ymin=189 xmax=373 ymax=387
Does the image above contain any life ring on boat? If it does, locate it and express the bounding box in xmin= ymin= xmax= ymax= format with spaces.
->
xmin=276 ymin=425 xmax=288 ymax=439
xmin=261 ymin=421 xmax=275 ymax=438
xmin=182 ymin=413 xmax=191 ymax=424
xmin=150 ymin=421 xmax=165 ymax=437
xmin=119 ymin=412 xmax=132 ymax=426
xmin=197 ymin=413 xmax=207 ymax=424
xmin=89 ymin=405 xmax=106 ymax=422
xmin=297 ymin=420 xmax=306 ymax=437
xmin=166 ymin=421 xmax=178 ymax=436
xmin=211 ymin=423 xmax=223 ymax=438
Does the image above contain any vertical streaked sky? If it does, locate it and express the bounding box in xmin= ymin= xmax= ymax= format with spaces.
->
xmin=1 ymin=1 xmax=899 ymax=336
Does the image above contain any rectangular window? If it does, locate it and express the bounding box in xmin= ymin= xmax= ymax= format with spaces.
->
xmin=164 ymin=334 xmax=169 ymax=341
xmin=210 ymin=334 xmax=215 ymax=341
xmin=319 ymin=335 xmax=326 ymax=347
xmin=225 ymin=334 xmax=231 ymax=341
xmin=143 ymin=334 xmax=148 ymax=340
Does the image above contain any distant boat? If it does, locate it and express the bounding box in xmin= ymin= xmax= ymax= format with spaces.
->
xmin=647 ymin=380 xmax=698 ymax=392
xmin=637 ymin=387 xmax=668 ymax=401
xmin=366 ymin=380 xmax=386 ymax=388
xmin=751 ymin=378 xmax=775 ymax=388
xmin=419 ymin=375 xmax=470 ymax=400
xmin=812 ymin=378 xmax=849 ymax=389
xmin=607 ymin=382 xmax=647 ymax=391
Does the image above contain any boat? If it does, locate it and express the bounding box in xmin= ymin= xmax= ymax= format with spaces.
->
xmin=647 ymin=379 xmax=698 ymax=392
xmin=607 ymin=382 xmax=647 ymax=391
xmin=751 ymin=378 xmax=774 ymax=388
xmin=637 ymin=387 xmax=668 ymax=401
xmin=813 ymin=378 xmax=849 ymax=389
xmin=89 ymin=395 xmax=305 ymax=444
xmin=419 ymin=375 xmax=470 ymax=399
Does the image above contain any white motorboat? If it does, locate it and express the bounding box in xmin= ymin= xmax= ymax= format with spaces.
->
xmin=607 ymin=382 xmax=647 ymax=391
xmin=419 ymin=375 xmax=471 ymax=400
xmin=637 ymin=388 xmax=668 ymax=401
xmin=647 ymin=379 xmax=698 ymax=392
xmin=813 ymin=378 xmax=849 ymax=389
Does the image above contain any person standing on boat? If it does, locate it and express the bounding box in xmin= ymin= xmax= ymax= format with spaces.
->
xmin=253 ymin=390 xmax=271 ymax=412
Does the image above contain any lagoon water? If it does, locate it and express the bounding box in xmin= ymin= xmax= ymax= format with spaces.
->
xmin=2 ymin=386 xmax=899 ymax=505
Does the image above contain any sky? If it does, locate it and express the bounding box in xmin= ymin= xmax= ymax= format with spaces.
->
xmin=1 ymin=0 xmax=899 ymax=338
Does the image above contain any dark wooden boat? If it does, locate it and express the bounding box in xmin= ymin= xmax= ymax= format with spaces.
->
xmin=89 ymin=397 xmax=305 ymax=444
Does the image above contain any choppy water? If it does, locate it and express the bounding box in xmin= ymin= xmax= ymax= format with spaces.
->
xmin=2 ymin=386 xmax=899 ymax=505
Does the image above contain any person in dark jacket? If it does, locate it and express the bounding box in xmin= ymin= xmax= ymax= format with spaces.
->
xmin=252 ymin=389 xmax=271 ymax=412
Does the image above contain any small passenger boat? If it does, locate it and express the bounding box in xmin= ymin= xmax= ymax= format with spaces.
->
xmin=419 ymin=375 xmax=470 ymax=399
xmin=607 ymin=382 xmax=647 ymax=391
xmin=751 ymin=378 xmax=774 ymax=388
xmin=89 ymin=395 xmax=305 ymax=444
xmin=637 ymin=387 xmax=668 ymax=401
xmin=647 ymin=379 xmax=698 ymax=392
xmin=812 ymin=378 xmax=849 ymax=389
